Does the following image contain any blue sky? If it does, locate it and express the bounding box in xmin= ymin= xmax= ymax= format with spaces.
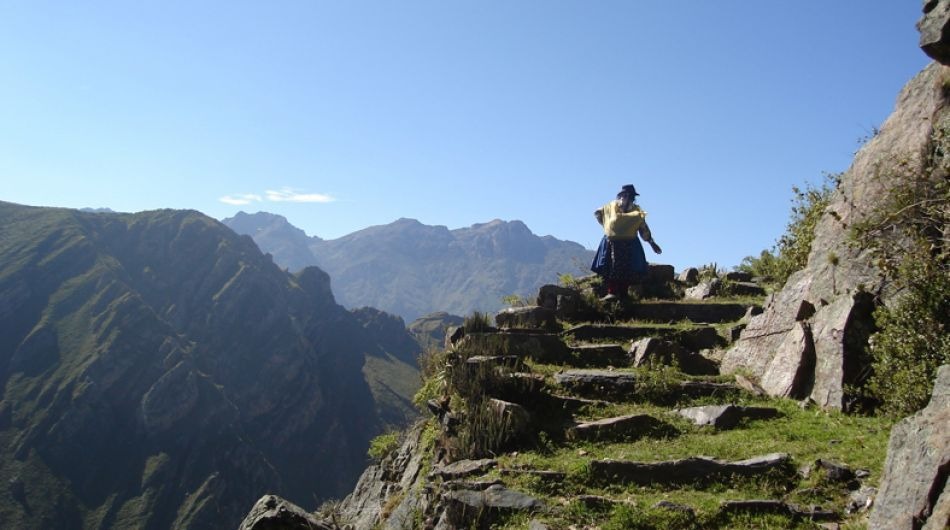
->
xmin=1 ymin=2 xmax=929 ymax=271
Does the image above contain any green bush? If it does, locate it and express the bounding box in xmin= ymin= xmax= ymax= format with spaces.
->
xmin=367 ymin=431 xmax=401 ymax=461
xmin=852 ymin=144 xmax=949 ymax=415
xmin=413 ymin=346 xmax=448 ymax=409
xmin=738 ymin=174 xmax=838 ymax=287
xmin=866 ymin=260 xmax=949 ymax=416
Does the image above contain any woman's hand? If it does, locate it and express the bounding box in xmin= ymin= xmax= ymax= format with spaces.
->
xmin=649 ymin=241 xmax=662 ymax=254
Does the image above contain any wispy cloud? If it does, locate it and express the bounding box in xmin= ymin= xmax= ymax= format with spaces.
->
xmin=265 ymin=188 xmax=336 ymax=203
xmin=219 ymin=193 xmax=263 ymax=205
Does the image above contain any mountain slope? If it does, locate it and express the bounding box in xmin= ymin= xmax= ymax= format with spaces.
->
xmin=222 ymin=213 xmax=594 ymax=322
xmin=0 ymin=202 xmax=416 ymax=529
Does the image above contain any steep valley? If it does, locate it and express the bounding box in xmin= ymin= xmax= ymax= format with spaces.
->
xmin=0 ymin=202 xmax=419 ymax=529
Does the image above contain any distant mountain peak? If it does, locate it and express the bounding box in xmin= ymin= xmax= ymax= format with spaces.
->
xmin=224 ymin=212 xmax=594 ymax=322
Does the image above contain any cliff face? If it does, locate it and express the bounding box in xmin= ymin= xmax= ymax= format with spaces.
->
xmin=722 ymin=61 xmax=950 ymax=409
xmin=0 ymin=202 xmax=415 ymax=529
xmin=222 ymin=214 xmax=594 ymax=322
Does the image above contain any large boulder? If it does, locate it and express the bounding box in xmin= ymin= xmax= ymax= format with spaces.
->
xmin=723 ymin=62 xmax=950 ymax=409
xmin=869 ymin=365 xmax=950 ymax=530
xmin=919 ymin=0 xmax=950 ymax=65
xmin=629 ymin=337 xmax=719 ymax=375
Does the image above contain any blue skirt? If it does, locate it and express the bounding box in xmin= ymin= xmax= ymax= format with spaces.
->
xmin=591 ymin=236 xmax=648 ymax=280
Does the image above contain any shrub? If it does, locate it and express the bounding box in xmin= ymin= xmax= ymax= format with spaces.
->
xmin=501 ymin=294 xmax=529 ymax=307
xmin=463 ymin=311 xmax=493 ymax=332
xmin=413 ymin=346 xmax=448 ymax=409
xmin=697 ymin=262 xmax=721 ymax=282
xmin=853 ymin=156 xmax=949 ymax=415
xmin=367 ymin=431 xmax=401 ymax=461
xmin=865 ymin=259 xmax=949 ymax=415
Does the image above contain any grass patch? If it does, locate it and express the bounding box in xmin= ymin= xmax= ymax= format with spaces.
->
xmin=487 ymin=395 xmax=892 ymax=529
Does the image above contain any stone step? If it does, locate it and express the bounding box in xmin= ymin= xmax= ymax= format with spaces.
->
xmin=719 ymin=499 xmax=837 ymax=522
xmin=458 ymin=331 xmax=571 ymax=364
xmin=553 ymin=369 xmax=741 ymax=401
xmin=428 ymin=458 xmax=497 ymax=481
xmin=566 ymin=413 xmax=672 ymax=442
xmin=679 ymin=380 xmax=742 ymax=399
xmin=564 ymin=324 xmax=724 ymax=351
xmin=621 ymin=302 xmax=756 ymax=324
xmin=554 ymin=369 xmax=638 ymax=397
xmin=566 ymin=343 xmax=628 ymax=367
xmin=499 ymin=468 xmax=567 ymax=482
xmin=441 ymin=484 xmax=544 ymax=529
xmin=589 ymin=453 xmax=792 ymax=486
xmin=544 ymin=394 xmax=614 ymax=411
xmin=674 ymin=404 xmax=780 ymax=430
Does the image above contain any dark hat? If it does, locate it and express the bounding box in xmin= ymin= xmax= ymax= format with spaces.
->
xmin=617 ymin=184 xmax=639 ymax=198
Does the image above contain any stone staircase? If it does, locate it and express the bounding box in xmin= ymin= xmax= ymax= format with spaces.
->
xmin=332 ymin=267 xmax=890 ymax=530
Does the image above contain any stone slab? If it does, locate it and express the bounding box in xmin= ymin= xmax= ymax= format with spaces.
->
xmin=567 ymin=413 xmax=667 ymax=442
xmin=589 ymin=453 xmax=791 ymax=485
xmin=625 ymin=302 xmax=752 ymax=324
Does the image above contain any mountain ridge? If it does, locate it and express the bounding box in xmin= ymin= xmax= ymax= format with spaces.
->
xmin=222 ymin=212 xmax=594 ymax=322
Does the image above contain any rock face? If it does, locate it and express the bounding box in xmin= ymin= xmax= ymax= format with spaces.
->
xmin=869 ymin=365 xmax=950 ymax=530
xmin=722 ymin=61 xmax=950 ymax=409
xmin=338 ymin=423 xmax=430 ymax=530
xmin=223 ymin=214 xmax=595 ymax=322
xmin=0 ymin=202 xmax=417 ymax=530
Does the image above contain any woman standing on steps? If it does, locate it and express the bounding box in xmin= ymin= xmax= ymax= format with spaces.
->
xmin=591 ymin=184 xmax=662 ymax=300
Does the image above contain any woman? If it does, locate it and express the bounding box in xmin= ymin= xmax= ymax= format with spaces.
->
xmin=591 ymin=184 xmax=662 ymax=300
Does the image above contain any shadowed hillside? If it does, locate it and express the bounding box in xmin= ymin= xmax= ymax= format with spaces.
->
xmin=0 ymin=201 xmax=418 ymax=529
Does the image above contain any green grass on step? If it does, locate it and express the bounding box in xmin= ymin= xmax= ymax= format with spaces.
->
xmin=483 ymin=396 xmax=891 ymax=529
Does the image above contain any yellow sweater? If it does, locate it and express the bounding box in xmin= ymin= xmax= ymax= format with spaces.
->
xmin=597 ymin=200 xmax=650 ymax=240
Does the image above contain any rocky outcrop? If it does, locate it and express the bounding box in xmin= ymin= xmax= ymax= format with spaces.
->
xmin=338 ymin=422 xmax=431 ymax=530
xmin=870 ymin=365 xmax=950 ymax=530
xmin=239 ymin=495 xmax=337 ymax=530
xmin=722 ymin=60 xmax=950 ymax=409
